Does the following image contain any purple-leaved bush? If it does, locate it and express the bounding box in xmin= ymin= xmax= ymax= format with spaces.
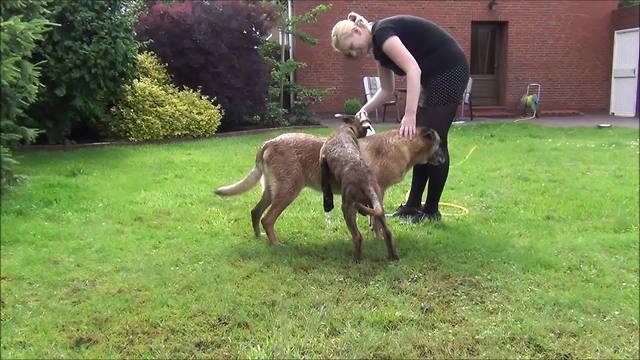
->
xmin=136 ymin=1 xmax=278 ymax=130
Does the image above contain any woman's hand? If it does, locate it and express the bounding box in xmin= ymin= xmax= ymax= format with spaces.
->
xmin=399 ymin=113 xmax=417 ymax=139
xmin=355 ymin=110 xmax=375 ymax=136
xmin=355 ymin=109 xmax=369 ymax=122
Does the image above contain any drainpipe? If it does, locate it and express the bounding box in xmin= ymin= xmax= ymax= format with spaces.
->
xmin=288 ymin=0 xmax=295 ymax=108
xmin=278 ymin=29 xmax=284 ymax=107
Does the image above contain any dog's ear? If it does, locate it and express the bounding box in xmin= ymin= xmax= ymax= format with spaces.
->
xmin=427 ymin=147 xmax=446 ymax=165
xmin=420 ymin=128 xmax=438 ymax=141
xmin=342 ymin=116 xmax=358 ymax=125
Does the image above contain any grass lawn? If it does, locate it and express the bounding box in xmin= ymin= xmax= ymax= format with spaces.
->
xmin=1 ymin=122 xmax=638 ymax=358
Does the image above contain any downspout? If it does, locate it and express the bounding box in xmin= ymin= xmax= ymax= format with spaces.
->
xmin=288 ymin=0 xmax=295 ymax=108
xmin=279 ymin=28 xmax=284 ymax=107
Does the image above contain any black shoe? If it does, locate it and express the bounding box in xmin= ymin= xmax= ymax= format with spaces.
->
xmin=390 ymin=204 xmax=421 ymax=218
xmin=411 ymin=210 xmax=442 ymax=224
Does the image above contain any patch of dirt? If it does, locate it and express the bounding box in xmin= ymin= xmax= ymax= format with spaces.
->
xmin=72 ymin=334 xmax=101 ymax=348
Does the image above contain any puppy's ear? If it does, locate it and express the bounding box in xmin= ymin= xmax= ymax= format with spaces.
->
xmin=421 ymin=128 xmax=438 ymax=141
xmin=342 ymin=116 xmax=358 ymax=125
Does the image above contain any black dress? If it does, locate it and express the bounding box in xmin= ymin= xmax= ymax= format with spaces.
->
xmin=371 ymin=15 xmax=469 ymax=109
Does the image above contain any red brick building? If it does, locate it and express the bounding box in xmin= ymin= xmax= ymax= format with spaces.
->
xmin=292 ymin=0 xmax=625 ymax=117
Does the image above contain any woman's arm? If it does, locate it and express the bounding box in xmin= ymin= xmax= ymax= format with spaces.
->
xmin=359 ymin=64 xmax=394 ymax=116
xmin=380 ymin=35 xmax=422 ymax=139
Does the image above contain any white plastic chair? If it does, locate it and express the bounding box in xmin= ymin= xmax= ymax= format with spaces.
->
xmin=459 ymin=77 xmax=474 ymax=121
xmin=363 ymin=76 xmax=400 ymax=122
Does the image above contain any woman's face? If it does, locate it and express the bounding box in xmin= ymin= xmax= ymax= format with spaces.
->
xmin=338 ymin=27 xmax=371 ymax=59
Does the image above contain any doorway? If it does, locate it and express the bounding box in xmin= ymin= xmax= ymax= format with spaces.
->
xmin=610 ymin=27 xmax=639 ymax=117
xmin=471 ymin=22 xmax=506 ymax=106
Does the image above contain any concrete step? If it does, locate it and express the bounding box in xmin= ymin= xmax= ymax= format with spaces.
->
xmin=469 ymin=107 xmax=584 ymax=118
xmin=539 ymin=109 xmax=584 ymax=117
xmin=470 ymin=106 xmax=515 ymax=118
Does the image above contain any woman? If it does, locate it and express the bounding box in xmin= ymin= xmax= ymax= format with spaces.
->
xmin=331 ymin=12 xmax=469 ymax=223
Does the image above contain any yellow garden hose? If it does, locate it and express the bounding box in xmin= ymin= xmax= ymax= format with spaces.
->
xmin=438 ymin=202 xmax=470 ymax=217
xmin=402 ymin=145 xmax=476 ymax=217
xmin=450 ymin=144 xmax=477 ymax=168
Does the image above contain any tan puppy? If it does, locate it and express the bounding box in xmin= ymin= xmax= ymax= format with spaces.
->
xmin=215 ymin=127 xmax=441 ymax=246
xmin=320 ymin=117 xmax=397 ymax=261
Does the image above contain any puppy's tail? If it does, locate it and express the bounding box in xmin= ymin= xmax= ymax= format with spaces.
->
xmin=215 ymin=147 xmax=264 ymax=196
xmin=355 ymin=185 xmax=384 ymax=217
xmin=356 ymin=203 xmax=384 ymax=217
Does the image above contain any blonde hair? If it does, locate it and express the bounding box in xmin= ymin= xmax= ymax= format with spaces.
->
xmin=331 ymin=12 xmax=371 ymax=51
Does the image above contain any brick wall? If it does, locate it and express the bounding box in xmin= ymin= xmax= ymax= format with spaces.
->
xmin=293 ymin=0 xmax=619 ymax=115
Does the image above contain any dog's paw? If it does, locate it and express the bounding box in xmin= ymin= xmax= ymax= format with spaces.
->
xmin=323 ymin=197 xmax=334 ymax=212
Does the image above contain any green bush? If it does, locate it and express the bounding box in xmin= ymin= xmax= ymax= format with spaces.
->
xmin=620 ymin=0 xmax=640 ymax=6
xmin=26 ymin=0 xmax=142 ymax=143
xmin=110 ymin=52 xmax=222 ymax=142
xmin=1 ymin=0 xmax=52 ymax=192
xmin=344 ymin=97 xmax=362 ymax=115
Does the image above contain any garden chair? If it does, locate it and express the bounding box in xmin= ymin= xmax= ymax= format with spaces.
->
xmin=458 ymin=77 xmax=474 ymax=121
xmin=363 ymin=76 xmax=400 ymax=122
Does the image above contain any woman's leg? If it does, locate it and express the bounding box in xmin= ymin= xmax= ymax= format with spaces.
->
xmin=412 ymin=104 xmax=458 ymax=222
xmin=393 ymin=63 xmax=469 ymax=220
xmin=402 ymin=105 xmax=433 ymax=209
xmin=393 ymin=104 xmax=456 ymax=217
xmin=391 ymin=105 xmax=429 ymax=217
xmin=421 ymin=140 xmax=450 ymax=221
xmin=404 ymin=163 xmax=429 ymax=209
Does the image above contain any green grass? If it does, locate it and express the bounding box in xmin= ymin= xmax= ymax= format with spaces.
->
xmin=1 ymin=123 xmax=638 ymax=358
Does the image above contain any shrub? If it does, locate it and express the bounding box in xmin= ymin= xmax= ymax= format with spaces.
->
xmin=110 ymin=52 xmax=222 ymax=142
xmin=1 ymin=0 xmax=52 ymax=192
xmin=260 ymin=2 xmax=334 ymax=126
xmin=136 ymin=1 xmax=278 ymax=131
xmin=26 ymin=0 xmax=142 ymax=143
xmin=344 ymin=98 xmax=362 ymax=115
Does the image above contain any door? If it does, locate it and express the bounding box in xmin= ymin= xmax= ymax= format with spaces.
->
xmin=470 ymin=22 xmax=505 ymax=106
xmin=471 ymin=22 xmax=505 ymax=106
xmin=610 ymin=28 xmax=639 ymax=117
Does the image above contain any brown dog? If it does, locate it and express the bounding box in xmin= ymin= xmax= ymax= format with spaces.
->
xmin=214 ymin=127 xmax=441 ymax=247
xmin=320 ymin=117 xmax=397 ymax=261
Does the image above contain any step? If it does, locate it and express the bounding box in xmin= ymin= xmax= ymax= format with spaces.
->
xmin=471 ymin=107 xmax=584 ymax=118
xmin=539 ymin=109 xmax=584 ymax=117
xmin=471 ymin=106 xmax=515 ymax=118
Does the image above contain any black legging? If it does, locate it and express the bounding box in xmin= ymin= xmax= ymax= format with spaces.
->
xmin=404 ymin=103 xmax=458 ymax=214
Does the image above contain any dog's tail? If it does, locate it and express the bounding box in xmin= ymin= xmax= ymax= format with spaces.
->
xmin=356 ymin=203 xmax=384 ymax=217
xmin=355 ymin=184 xmax=384 ymax=217
xmin=215 ymin=147 xmax=264 ymax=196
